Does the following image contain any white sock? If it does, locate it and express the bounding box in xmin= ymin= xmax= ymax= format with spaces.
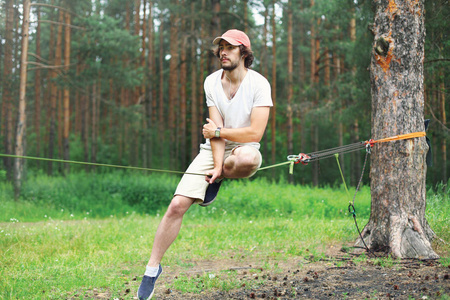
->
xmin=144 ymin=266 xmax=159 ymax=277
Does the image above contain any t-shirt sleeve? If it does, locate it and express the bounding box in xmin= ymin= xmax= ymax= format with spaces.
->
xmin=204 ymin=76 xmax=216 ymax=107
xmin=253 ymin=76 xmax=273 ymax=107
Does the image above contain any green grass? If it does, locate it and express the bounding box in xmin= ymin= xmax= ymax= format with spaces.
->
xmin=0 ymin=172 xmax=448 ymax=299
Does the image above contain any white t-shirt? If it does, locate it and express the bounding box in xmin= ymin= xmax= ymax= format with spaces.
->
xmin=203 ymin=68 xmax=273 ymax=150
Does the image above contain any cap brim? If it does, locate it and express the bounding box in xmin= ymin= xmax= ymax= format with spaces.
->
xmin=212 ymin=36 xmax=241 ymax=46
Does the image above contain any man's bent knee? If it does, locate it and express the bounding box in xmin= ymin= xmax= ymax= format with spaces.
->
xmin=223 ymin=146 xmax=261 ymax=178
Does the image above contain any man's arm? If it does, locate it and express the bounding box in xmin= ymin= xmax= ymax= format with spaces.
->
xmin=203 ymin=106 xmax=271 ymax=143
xmin=205 ymin=106 xmax=225 ymax=184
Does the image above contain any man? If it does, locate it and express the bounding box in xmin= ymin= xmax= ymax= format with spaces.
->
xmin=137 ymin=29 xmax=273 ymax=300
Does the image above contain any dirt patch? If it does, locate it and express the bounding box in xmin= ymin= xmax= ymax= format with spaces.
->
xmin=124 ymin=254 xmax=450 ymax=300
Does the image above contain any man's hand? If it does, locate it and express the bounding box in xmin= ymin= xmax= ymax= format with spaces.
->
xmin=202 ymin=118 xmax=218 ymax=139
xmin=206 ymin=167 xmax=222 ymax=184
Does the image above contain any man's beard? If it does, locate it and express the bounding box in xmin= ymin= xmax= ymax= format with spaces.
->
xmin=221 ymin=60 xmax=239 ymax=71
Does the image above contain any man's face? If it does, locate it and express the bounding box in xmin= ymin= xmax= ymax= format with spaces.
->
xmin=218 ymin=40 xmax=241 ymax=71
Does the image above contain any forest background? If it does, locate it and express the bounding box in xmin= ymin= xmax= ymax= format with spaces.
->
xmin=0 ymin=0 xmax=448 ymax=189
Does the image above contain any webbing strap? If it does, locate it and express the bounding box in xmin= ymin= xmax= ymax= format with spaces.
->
xmin=371 ymin=131 xmax=426 ymax=144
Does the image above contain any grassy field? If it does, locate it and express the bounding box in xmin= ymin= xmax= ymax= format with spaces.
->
xmin=0 ymin=173 xmax=448 ymax=299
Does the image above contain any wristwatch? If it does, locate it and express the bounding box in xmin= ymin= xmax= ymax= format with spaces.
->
xmin=215 ymin=127 xmax=221 ymax=138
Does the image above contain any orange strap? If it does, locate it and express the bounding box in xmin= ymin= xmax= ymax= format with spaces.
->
xmin=372 ymin=131 xmax=426 ymax=144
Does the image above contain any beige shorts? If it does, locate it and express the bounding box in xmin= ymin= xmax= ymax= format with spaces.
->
xmin=174 ymin=144 xmax=262 ymax=203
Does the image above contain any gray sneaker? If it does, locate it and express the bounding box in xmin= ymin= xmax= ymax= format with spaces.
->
xmin=137 ymin=264 xmax=163 ymax=300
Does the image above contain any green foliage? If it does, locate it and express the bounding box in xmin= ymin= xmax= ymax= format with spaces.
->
xmin=0 ymin=172 xmax=177 ymax=221
xmin=72 ymin=14 xmax=143 ymax=87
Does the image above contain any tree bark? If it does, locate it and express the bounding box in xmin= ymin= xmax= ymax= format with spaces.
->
xmin=209 ymin=0 xmax=221 ymax=74
xmin=197 ymin=0 xmax=206 ymax=159
xmin=286 ymin=0 xmax=294 ymax=183
xmin=158 ymin=18 xmax=165 ymax=168
xmin=438 ymin=67 xmax=447 ymax=182
xmin=2 ymin=0 xmax=14 ymax=180
xmin=14 ymin=0 xmax=31 ymax=198
xmin=63 ymin=10 xmax=71 ymax=171
xmin=148 ymin=1 xmax=155 ymax=167
xmin=190 ymin=1 xmax=199 ymax=161
xmin=48 ymin=9 xmax=64 ymax=175
xmin=179 ymin=2 xmax=187 ymax=168
xmin=168 ymin=4 xmax=179 ymax=170
xmin=270 ymin=0 xmax=277 ymax=170
xmin=358 ymin=0 xmax=438 ymax=259
xmin=34 ymin=6 xmax=42 ymax=165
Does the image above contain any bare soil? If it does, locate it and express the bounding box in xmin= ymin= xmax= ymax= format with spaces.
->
xmin=124 ymin=249 xmax=450 ymax=300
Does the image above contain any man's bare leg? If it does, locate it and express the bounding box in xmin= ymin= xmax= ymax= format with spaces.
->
xmin=147 ymin=195 xmax=195 ymax=267
xmin=222 ymin=146 xmax=261 ymax=178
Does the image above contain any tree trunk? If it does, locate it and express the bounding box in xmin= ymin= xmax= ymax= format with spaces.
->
xmin=48 ymin=9 xmax=64 ymax=175
xmin=197 ymin=0 xmax=206 ymax=159
xmin=358 ymin=0 xmax=438 ymax=259
xmin=158 ymin=19 xmax=165 ymax=168
xmin=297 ymin=1 xmax=306 ymax=173
xmin=148 ymin=0 xmax=156 ymax=123
xmin=14 ymin=0 xmax=31 ymax=198
xmin=148 ymin=0 xmax=155 ymax=168
xmin=333 ymin=27 xmax=344 ymax=169
xmin=141 ymin=0 xmax=148 ymax=168
xmin=286 ymin=0 xmax=294 ymax=183
xmin=63 ymin=11 xmax=71 ymax=171
xmin=310 ymin=0 xmax=319 ymax=186
xmin=349 ymin=7 xmax=361 ymax=186
xmin=168 ymin=4 xmax=179 ymax=169
xmin=34 ymin=6 xmax=42 ymax=165
xmin=91 ymin=83 xmax=98 ymax=169
xmin=270 ymin=0 xmax=277 ymax=170
xmin=190 ymin=1 xmax=199 ymax=161
xmin=438 ymin=67 xmax=447 ymax=182
xmin=209 ymin=0 xmax=221 ymax=74
xmin=2 ymin=0 xmax=14 ymax=180
xmin=179 ymin=2 xmax=187 ymax=168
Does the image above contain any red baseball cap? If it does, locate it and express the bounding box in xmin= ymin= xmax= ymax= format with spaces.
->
xmin=212 ymin=29 xmax=251 ymax=50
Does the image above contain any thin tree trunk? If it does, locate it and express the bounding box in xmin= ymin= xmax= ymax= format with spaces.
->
xmin=261 ymin=2 xmax=269 ymax=161
xmin=48 ymin=9 xmax=64 ymax=175
xmin=287 ymin=0 xmax=294 ymax=183
xmin=2 ymin=0 xmax=14 ymax=180
xmin=297 ymin=1 xmax=306 ymax=162
xmin=34 ymin=6 xmax=42 ymax=165
xmin=14 ymin=0 xmax=31 ymax=198
xmin=197 ymin=0 xmax=206 ymax=158
xmin=333 ymin=25 xmax=344 ymax=169
xmin=438 ymin=67 xmax=447 ymax=182
xmin=360 ymin=0 xmax=438 ymax=259
xmin=63 ymin=10 xmax=71 ymax=171
xmin=74 ymin=58 xmax=81 ymax=134
xmin=209 ymin=0 xmax=221 ymax=74
xmin=179 ymin=2 xmax=187 ymax=168
xmin=310 ymin=0 xmax=319 ymax=186
xmin=91 ymin=83 xmax=97 ymax=168
xmin=349 ymin=7 xmax=361 ymax=185
xmin=158 ymin=19 xmax=165 ymax=168
xmin=168 ymin=5 xmax=179 ymax=169
xmin=44 ymin=0 xmax=55 ymax=162
xmin=147 ymin=0 xmax=154 ymax=167
xmin=141 ymin=0 xmax=148 ymax=168
xmin=270 ymin=0 xmax=277 ymax=170
xmin=190 ymin=1 xmax=199 ymax=160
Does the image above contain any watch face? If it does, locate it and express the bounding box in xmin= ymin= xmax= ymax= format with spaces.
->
xmin=215 ymin=130 xmax=220 ymax=138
